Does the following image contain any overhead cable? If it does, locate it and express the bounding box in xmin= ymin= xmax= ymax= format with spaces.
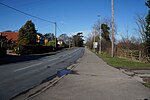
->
xmin=0 ymin=2 xmax=64 ymax=34
xmin=0 ymin=2 xmax=55 ymax=24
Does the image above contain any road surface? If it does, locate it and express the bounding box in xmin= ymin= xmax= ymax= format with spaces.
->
xmin=0 ymin=48 xmax=84 ymax=100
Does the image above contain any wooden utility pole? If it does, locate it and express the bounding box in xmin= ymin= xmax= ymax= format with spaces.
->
xmin=111 ymin=0 xmax=115 ymax=57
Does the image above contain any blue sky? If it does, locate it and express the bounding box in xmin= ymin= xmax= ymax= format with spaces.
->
xmin=0 ymin=0 xmax=148 ymax=39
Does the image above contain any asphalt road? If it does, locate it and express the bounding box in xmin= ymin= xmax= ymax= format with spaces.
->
xmin=0 ymin=47 xmax=84 ymax=100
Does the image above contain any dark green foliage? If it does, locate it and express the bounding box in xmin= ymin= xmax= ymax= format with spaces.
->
xmin=45 ymin=40 xmax=55 ymax=46
xmin=0 ymin=35 xmax=7 ymax=47
xmin=44 ymin=33 xmax=55 ymax=41
xmin=18 ymin=20 xmax=37 ymax=45
xmin=145 ymin=0 xmax=150 ymax=55
xmin=101 ymin=24 xmax=111 ymax=42
xmin=145 ymin=0 xmax=150 ymax=8
xmin=73 ymin=32 xmax=84 ymax=47
xmin=3 ymin=30 xmax=12 ymax=32
xmin=15 ymin=45 xmax=54 ymax=55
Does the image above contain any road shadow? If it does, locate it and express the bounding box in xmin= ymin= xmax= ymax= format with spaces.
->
xmin=0 ymin=53 xmax=56 ymax=65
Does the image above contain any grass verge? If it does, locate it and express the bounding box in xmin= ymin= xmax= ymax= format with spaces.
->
xmin=97 ymin=53 xmax=150 ymax=70
xmin=144 ymin=82 xmax=150 ymax=88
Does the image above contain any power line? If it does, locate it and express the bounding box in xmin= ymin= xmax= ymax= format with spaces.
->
xmin=56 ymin=24 xmax=63 ymax=34
xmin=0 ymin=1 xmax=64 ymax=37
xmin=0 ymin=2 xmax=55 ymax=24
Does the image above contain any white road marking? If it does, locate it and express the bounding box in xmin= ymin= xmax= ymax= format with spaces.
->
xmin=49 ymin=57 xmax=58 ymax=61
xmin=14 ymin=62 xmax=42 ymax=72
xmin=13 ymin=48 xmax=80 ymax=72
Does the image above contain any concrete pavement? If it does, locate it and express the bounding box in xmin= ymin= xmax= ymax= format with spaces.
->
xmin=23 ymin=48 xmax=150 ymax=100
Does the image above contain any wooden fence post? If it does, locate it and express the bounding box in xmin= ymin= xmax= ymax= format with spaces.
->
xmin=131 ymin=51 xmax=133 ymax=60
xmin=139 ymin=51 xmax=141 ymax=61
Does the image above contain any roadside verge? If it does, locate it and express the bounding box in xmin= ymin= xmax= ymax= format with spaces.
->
xmin=97 ymin=52 xmax=150 ymax=88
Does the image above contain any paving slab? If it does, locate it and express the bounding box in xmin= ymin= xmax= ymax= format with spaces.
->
xmin=26 ymin=48 xmax=150 ymax=100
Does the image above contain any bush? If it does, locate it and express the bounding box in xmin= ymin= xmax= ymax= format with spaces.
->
xmin=45 ymin=41 xmax=55 ymax=47
xmin=15 ymin=45 xmax=54 ymax=55
xmin=0 ymin=47 xmax=7 ymax=57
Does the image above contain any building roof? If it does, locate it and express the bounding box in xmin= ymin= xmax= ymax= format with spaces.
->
xmin=0 ymin=32 xmax=19 ymax=41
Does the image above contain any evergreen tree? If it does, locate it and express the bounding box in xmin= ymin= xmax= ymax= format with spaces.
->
xmin=101 ymin=23 xmax=111 ymax=42
xmin=0 ymin=35 xmax=7 ymax=47
xmin=18 ymin=20 xmax=37 ymax=45
xmin=73 ymin=32 xmax=84 ymax=47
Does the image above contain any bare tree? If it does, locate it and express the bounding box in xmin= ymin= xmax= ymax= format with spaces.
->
xmin=135 ymin=15 xmax=146 ymax=43
xmin=119 ymin=31 xmax=141 ymax=51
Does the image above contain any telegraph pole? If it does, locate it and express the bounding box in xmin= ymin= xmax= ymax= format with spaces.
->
xmin=111 ymin=0 xmax=115 ymax=57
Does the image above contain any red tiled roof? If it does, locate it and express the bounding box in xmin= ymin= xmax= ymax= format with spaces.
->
xmin=0 ymin=32 xmax=19 ymax=41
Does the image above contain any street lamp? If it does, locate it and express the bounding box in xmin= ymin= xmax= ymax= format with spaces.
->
xmin=97 ymin=15 xmax=102 ymax=54
xmin=93 ymin=28 xmax=96 ymax=52
xmin=54 ymin=22 xmax=57 ymax=48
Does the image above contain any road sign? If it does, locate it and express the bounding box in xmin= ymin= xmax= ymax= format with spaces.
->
xmin=93 ymin=42 xmax=98 ymax=49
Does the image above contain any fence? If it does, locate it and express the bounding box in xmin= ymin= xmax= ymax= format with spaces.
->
xmin=117 ymin=49 xmax=143 ymax=61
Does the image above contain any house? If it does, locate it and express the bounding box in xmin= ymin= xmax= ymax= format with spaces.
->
xmin=0 ymin=32 xmax=19 ymax=43
xmin=44 ymin=33 xmax=55 ymax=45
xmin=0 ymin=32 xmax=47 ymax=46
xmin=58 ymin=40 xmax=63 ymax=46
xmin=36 ymin=33 xmax=45 ymax=45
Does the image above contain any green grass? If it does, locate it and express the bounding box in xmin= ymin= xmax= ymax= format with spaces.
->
xmin=97 ymin=53 xmax=150 ymax=70
xmin=144 ymin=82 xmax=150 ymax=88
